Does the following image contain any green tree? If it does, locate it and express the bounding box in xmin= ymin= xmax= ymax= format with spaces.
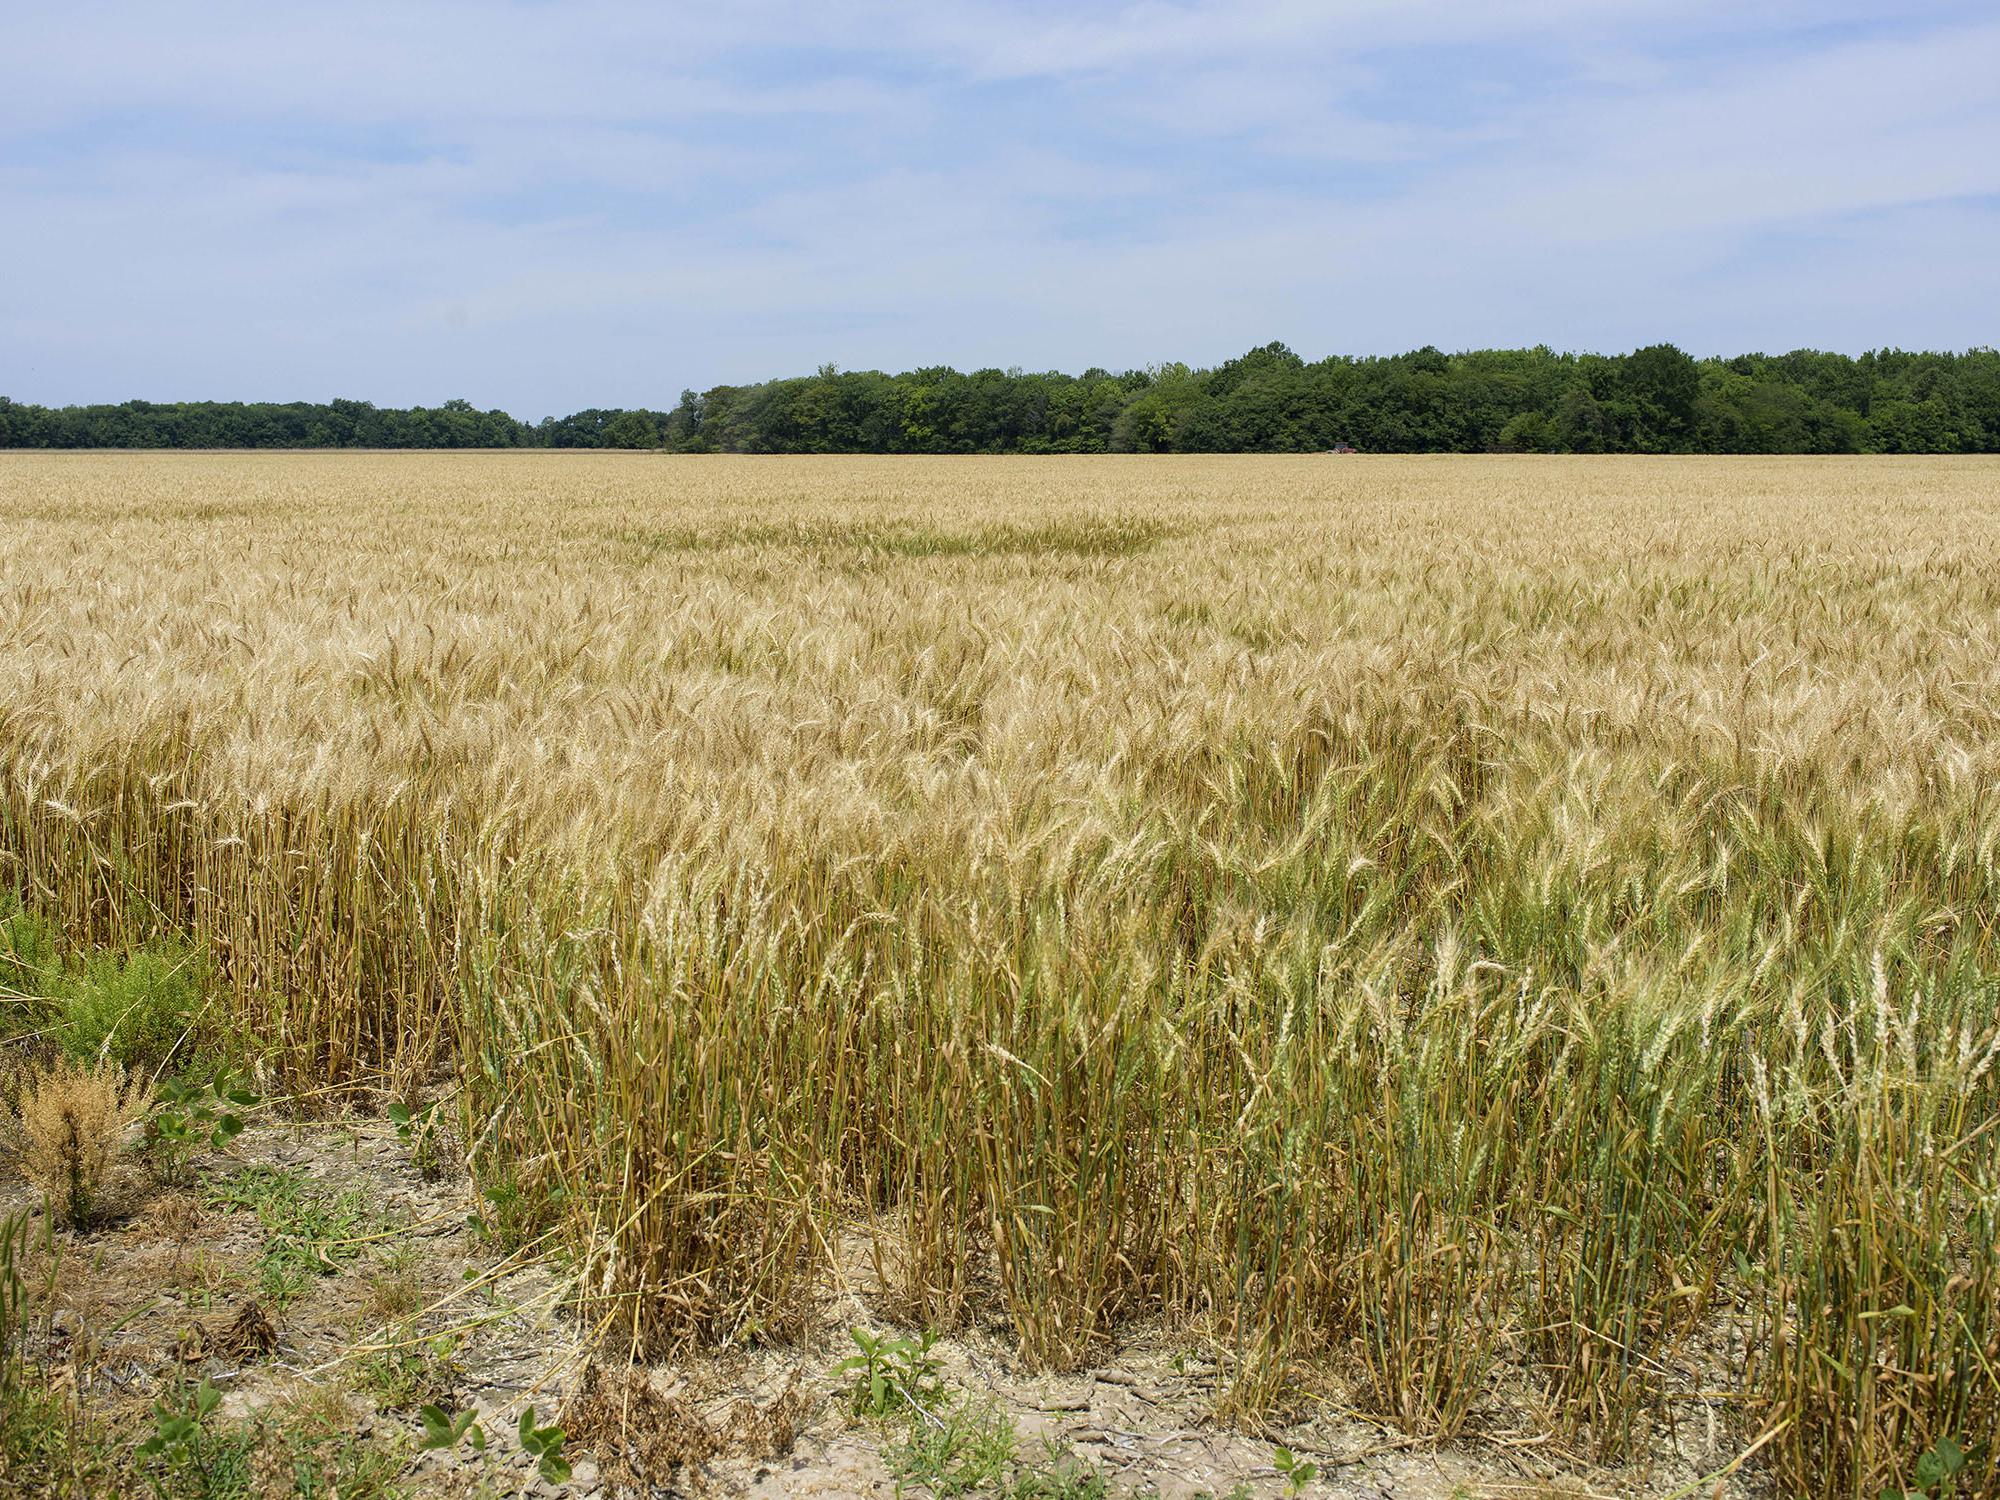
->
xmin=1497 ymin=411 xmax=1556 ymax=452
xmin=602 ymin=411 xmax=661 ymax=449
xmin=1621 ymin=344 xmax=1701 ymax=449
xmin=1555 ymin=386 xmax=1612 ymax=453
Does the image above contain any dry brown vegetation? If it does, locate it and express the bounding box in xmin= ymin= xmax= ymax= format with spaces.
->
xmin=14 ymin=1059 xmax=148 ymax=1231
xmin=4 ymin=451 xmax=2000 ymax=1495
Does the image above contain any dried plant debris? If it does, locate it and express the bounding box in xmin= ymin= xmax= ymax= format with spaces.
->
xmin=562 ymin=1363 xmax=813 ymax=1494
xmin=175 ymin=1299 xmax=278 ymax=1364
xmin=15 ymin=1058 xmax=148 ymax=1231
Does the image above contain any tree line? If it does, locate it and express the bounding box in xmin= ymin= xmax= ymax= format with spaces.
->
xmin=5 ymin=343 xmax=1996 ymax=453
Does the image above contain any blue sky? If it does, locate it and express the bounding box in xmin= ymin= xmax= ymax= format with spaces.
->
xmin=2 ymin=1 xmax=1996 ymax=418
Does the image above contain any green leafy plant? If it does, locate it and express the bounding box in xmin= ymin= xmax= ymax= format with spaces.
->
xmin=466 ymin=1167 xmax=565 ymax=1253
xmin=143 ymin=1068 xmax=256 ymax=1186
xmin=516 ymin=1405 xmax=570 ymax=1486
xmin=836 ymin=1326 xmax=945 ymax=1419
xmin=135 ymin=1375 xmax=254 ymax=1498
xmin=386 ymin=1098 xmax=430 ymax=1144
xmin=418 ymin=1402 xmax=485 ymax=1454
xmin=358 ymin=1324 xmax=465 ymax=1411
xmin=1273 ymin=1444 xmax=1318 ymax=1495
xmin=136 ymin=1375 xmax=223 ymax=1462
xmin=0 ymin=893 xmax=57 ymax=1019
xmin=385 ymin=1097 xmax=447 ymax=1180
xmin=1882 ymin=1435 xmax=1967 ymax=1500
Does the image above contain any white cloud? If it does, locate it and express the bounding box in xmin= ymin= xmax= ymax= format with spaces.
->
xmin=1 ymin=2 xmax=1993 ymax=412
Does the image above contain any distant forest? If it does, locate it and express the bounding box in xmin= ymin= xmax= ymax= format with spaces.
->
xmin=5 ymin=343 xmax=1997 ymax=454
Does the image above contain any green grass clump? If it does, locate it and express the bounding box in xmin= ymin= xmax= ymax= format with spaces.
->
xmin=206 ymin=1167 xmax=377 ymax=1309
xmin=0 ymin=894 xmax=57 ymax=998
xmin=837 ymin=1326 xmax=1113 ymax=1499
xmin=137 ymin=1372 xmax=422 ymax=1500
xmin=3 ymin=1210 xmax=117 ymax=1497
xmin=54 ymin=941 xmax=216 ymax=1074
xmin=0 ymin=893 xmax=60 ymax=1046
xmin=0 ymin=1377 xmax=117 ymax=1499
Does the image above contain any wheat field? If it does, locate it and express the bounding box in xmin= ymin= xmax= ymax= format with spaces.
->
xmin=4 ymin=451 xmax=2000 ymax=1492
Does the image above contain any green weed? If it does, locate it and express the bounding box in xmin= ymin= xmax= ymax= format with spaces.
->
xmin=515 ymin=1405 xmax=571 ymax=1487
xmin=1272 ymin=1445 xmax=1317 ymax=1496
xmin=356 ymin=1323 xmax=465 ymax=1411
xmin=205 ymin=1167 xmax=375 ymax=1309
xmin=837 ymin=1326 xmax=947 ymax=1419
xmin=56 ymin=941 xmax=214 ymax=1073
xmin=1882 ymin=1436 xmax=1971 ymax=1500
xmin=0 ymin=892 xmax=58 ymax=1008
xmin=142 ymin=1068 xmax=256 ymax=1186
xmin=135 ymin=1375 xmax=256 ymax=1500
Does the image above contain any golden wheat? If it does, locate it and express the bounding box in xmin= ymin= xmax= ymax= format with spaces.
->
xmin=4 ymin=451 xmax=2000 ymax=1493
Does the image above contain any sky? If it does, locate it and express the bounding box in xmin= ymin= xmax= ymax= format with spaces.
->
xmin=2 ymin=2 xmax=1996 ymax=418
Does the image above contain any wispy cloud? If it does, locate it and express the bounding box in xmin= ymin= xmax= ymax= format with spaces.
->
xmin=2 ymin=2 xmax=1994 ymax=415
